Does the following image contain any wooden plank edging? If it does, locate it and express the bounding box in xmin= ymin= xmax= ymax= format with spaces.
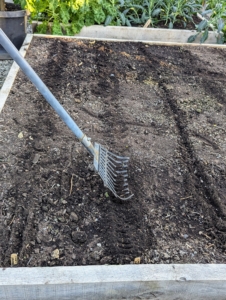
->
xmin=1 ymin=264 xmax=226 ymax=284
xmin=0 ymin=264 xmax=226 ymax=299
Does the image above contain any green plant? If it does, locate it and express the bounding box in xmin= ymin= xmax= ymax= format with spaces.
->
xmin=105 ymin=0 xmax=202 ymax=29
xmin=159 ymin=0 xmax=202 ymax=28
xmin=188 ymin=1 xmax=226 ymax=44
xmin=14 ymin=0 xmax=118 ymax=35
xmin=104 ymin=0 xmax=147 ymax=27
xmin=223 ymin=24 xmax=226 ymax=40
xmin=13 ymin=0 xmax=208 ymax=37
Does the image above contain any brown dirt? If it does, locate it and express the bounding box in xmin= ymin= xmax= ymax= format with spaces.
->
xmin=1 ymin=37 xmax=226 ymax=267
xmin=150 ymin=14 xmax=200 ymax=30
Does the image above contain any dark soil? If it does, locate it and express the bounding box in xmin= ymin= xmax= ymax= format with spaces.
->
xmin=1 ymin=37 xmax=226 ymax=267
xmin=5 ymin=3 xmax=22 ymax=11
xmin=150 ymin=14 xmax=200 ymax=30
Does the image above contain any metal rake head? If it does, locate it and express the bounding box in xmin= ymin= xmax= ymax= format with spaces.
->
xmin=93 ymin=143 xmax=133 ymax=200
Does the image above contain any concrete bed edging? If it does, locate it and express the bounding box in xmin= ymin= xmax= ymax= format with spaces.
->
xmin=1 ymin=29 xmax=226 ymax=300
xmin=32 ymin=24 xmax=220 ymax=44
xmin=0 ymin=264 xmax=226 ymax=300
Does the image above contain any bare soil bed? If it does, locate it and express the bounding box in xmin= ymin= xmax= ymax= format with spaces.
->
xmin=1 ymin=36 xmax=226 ymax=267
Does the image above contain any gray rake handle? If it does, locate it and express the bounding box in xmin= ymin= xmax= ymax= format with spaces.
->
xmin=0 ymin=29 xmax=133 ymax=200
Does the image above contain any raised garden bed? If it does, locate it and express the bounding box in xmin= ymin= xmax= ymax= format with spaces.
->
xmin=1 ymin=34 xmax=226 ymax=270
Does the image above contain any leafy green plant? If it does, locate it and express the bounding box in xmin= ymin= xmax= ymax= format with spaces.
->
xmin=223 ymin=24 xmax=226 ymax=40
xmin=105 ymin=0 xmax=202 ymax=29
xmin=13 ymin=0 xmax=212 ymax=38
xmin=159 ymin=0 xmax=201 ymax=28
xmin=188 ymin=1 xmax=226 ymax=44
xmin=104 ymin=0 xmax=147 ymax=27
xmin=14 ymin=0 xmax=118 ymax=35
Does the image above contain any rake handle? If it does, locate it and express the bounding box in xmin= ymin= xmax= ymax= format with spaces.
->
xmin=0 ymin=29 xmax=95 ymax=156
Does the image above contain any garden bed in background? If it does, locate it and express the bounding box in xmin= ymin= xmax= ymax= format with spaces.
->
xmin=32 ymin=24 xmax=218 ymax=44
xmin=1 ymin=36 xmax=226 ymax=267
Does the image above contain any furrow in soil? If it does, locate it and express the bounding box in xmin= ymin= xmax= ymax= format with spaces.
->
xmin=139 ymin=45 xmax=226 ymax=241
xmin=1 ymin=37 xmax=226 ymax=266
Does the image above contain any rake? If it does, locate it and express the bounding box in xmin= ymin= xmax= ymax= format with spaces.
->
xmin=0 ymin=29 xmax=133 ymax=200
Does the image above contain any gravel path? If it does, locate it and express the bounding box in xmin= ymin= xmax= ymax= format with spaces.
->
xmin=0 ymin=60 xmax=13 ymax=89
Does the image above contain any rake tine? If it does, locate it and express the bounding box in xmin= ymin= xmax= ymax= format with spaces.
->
xmin=94 ymin=143 xmax=133 ymax=200
xmin=109 ymin=158 xmax=129 ymax=163
xmin=102 ymin=150 xmax=130 ymax=160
